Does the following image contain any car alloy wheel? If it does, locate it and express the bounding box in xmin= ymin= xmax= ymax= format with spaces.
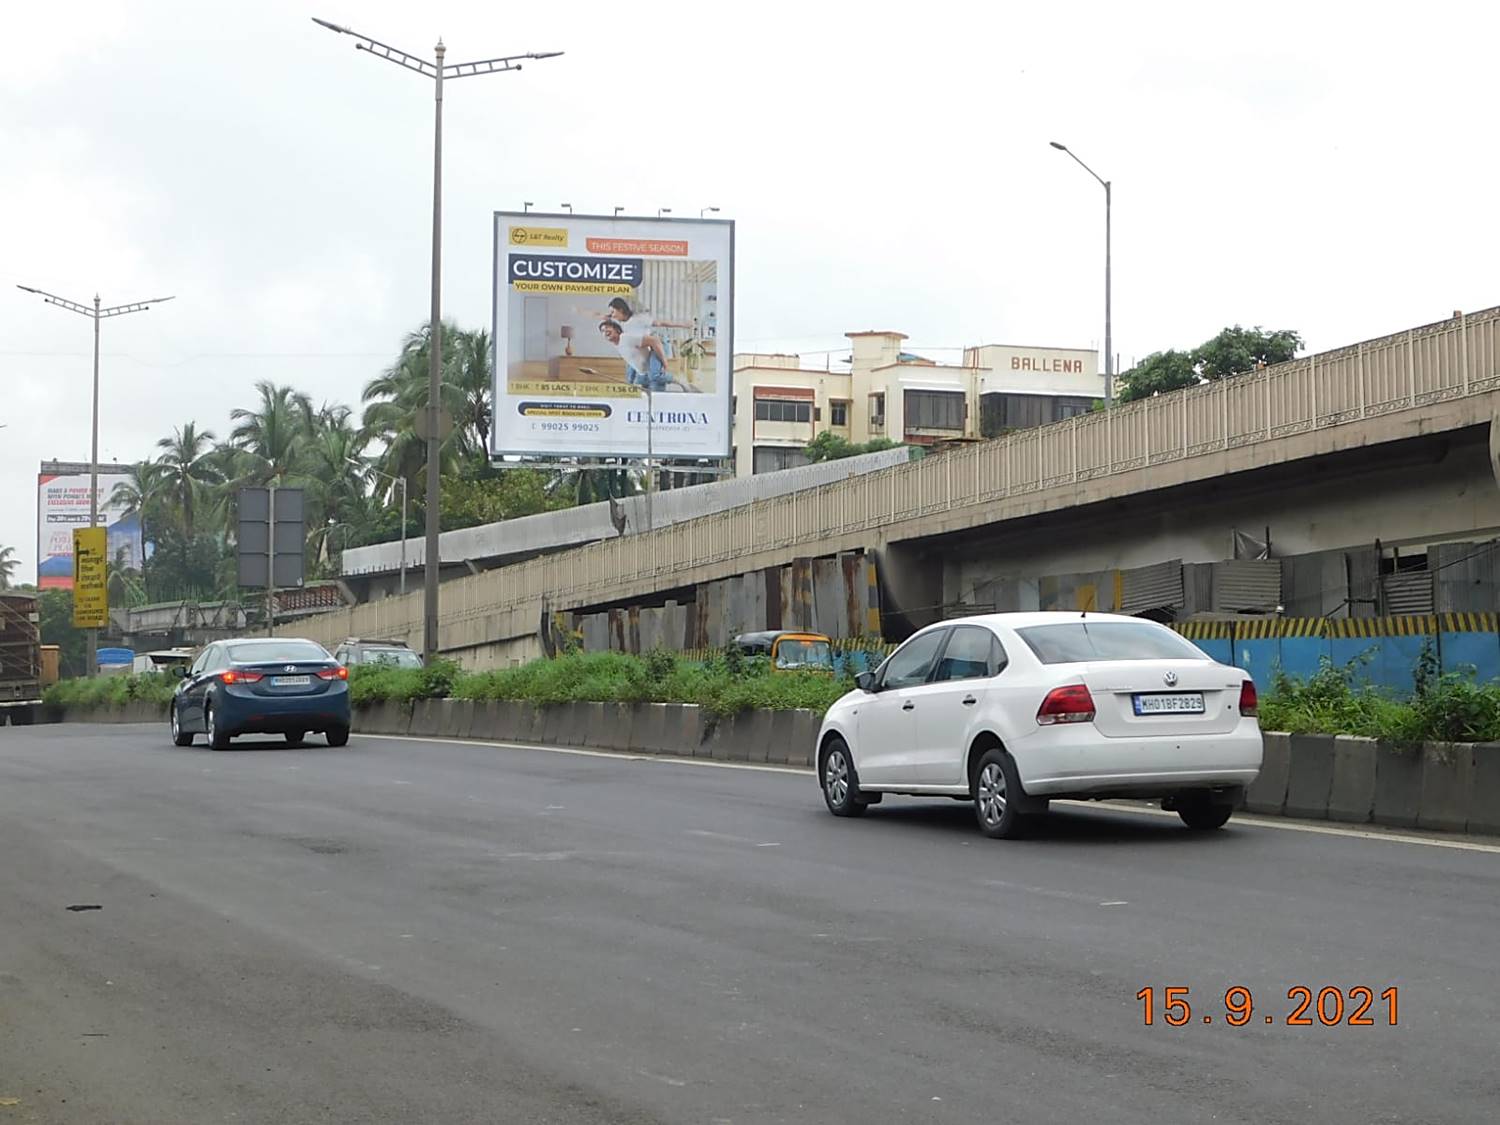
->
xmin=977 ymin=761 xmax=1007 ymax=828
xmin=825 ymin=748 xmax=850 ymax=807
xmin=820 ymin=737 xmax=868 ymax=818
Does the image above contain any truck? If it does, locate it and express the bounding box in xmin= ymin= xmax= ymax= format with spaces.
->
xmin=0 ymin=591 xmax=43 ymax=725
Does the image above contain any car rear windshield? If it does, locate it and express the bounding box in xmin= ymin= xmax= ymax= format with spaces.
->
xmin=362 ymin=648 xmax=422 ymax=669
xmin=775 ymin=639 xmax=832 ymax=670
xmin=1016 ymin=622 xmax=1208 ymax=665
xmin=226 ymin=640 xmax=330 ymax=664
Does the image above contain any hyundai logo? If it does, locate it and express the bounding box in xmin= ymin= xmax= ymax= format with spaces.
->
xmin=1163 ymin=671 xmax=1179 ymax=687
xmin=285 ymin=665 xmax=296 ymax=672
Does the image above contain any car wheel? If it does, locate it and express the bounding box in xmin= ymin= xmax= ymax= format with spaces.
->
xmin=820 ymin=737 xmax=869 ymax=817
xmin=972 ymin=748 xmax=1027 ymax=839
xmin=206 ymin=703 xmax=231 ymax=751
xmin=326 ymin=726 xmax=350 ymax=748
xmin=171 ymin=702 xmax=194 ymax=747
xmin=284 ymin=731 xmax=306 ymax=748
xmin=1177 ymin=796 xmax=1234 ymax=831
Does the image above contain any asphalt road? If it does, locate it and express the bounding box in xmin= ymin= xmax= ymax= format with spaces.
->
xmin=1 ymin=723 xmax=1496 ymax=1124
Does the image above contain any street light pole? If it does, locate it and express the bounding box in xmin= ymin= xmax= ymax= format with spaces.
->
xmin=1049 ymin=142 xmax=1112 ymax=406
xmin=16 ymin=284 xmax=174 ymax=675
xmin=313 ymin=17 xmax=562 ymax=663
xmin=349 ymin=458 xmax=410 ymax=596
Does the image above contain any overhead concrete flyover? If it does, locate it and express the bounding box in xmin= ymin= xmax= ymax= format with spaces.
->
xmin=289 ymin=308 xmax=1500 ymax=666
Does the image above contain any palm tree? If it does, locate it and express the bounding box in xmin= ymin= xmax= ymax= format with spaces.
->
xmin=229 ymin=381 xmax=313 ymax=485
xmin=0 ymin=545 xmax=17 ymax=590
xmin=156 ymin=422 xmax=221 ymax=539
xmin=300 ymin=404 xmax=369 ymax=565
xmin=362 ymin=321 xmax=493 ymax=486
xmin=109 ymin=461 xmax=167 ymax=530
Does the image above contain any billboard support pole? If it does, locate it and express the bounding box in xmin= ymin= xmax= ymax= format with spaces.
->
xmin=645 ymin=387 xmax=654 ymax=533
xmin=266 ymin=480 xmax=277 ymax=638
xmin=15 ymin=284 xmax=175 ymax=676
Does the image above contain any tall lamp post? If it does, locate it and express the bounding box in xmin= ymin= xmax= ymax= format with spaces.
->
xmin=16 ymin=284 xmax=174 ymax=675
xmin=313 ymin=17 xmax=562 ymax=662
xmin=1049 ymin=141 xmax=1112 ymax=406
xmin=349 ymin=457 xmax=409 ymax=595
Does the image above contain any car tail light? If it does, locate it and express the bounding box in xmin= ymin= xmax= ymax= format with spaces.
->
xmin=221 ymin=669 xmax=262 ymax=685
xmin=1037 ymin=684 xmax=1096 ymax=726
xmin=1239 ymin=679 xmax=1258 ymax=718
xmin=317 ymin=666 xmax=349 ymax=681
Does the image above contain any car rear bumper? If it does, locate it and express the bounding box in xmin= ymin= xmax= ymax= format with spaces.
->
xmin=1016 ymin=727 xmax=1263 ymax=798
xmin=216 ymin=685 xmax=350 ymax=735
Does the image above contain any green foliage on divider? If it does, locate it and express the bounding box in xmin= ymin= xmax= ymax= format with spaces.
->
xmin=44 ymin=673 xmax=176 ymax=707
xmin=1259 ymin=656 xmax=1500 ymax=744
xmin=348 ymin=650 xmax=854 ymax=717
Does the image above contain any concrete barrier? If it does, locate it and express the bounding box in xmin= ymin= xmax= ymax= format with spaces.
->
xmin=1284 ymin=734 xmax=1336 ymax=819
xmin=1372 ymin=742 xmax=1424 ymax=828
xmin=1327 ymin=737 xmax=1378 ymax=823
xmin=1469 ymin=743 xmax=1500 ymax=837
xmin=582 ymin=705 xmax=612 ymax=750
xmin=784 ymin=711 xmax=821 ymax=768
xmin=629 ymin=703 xmax=668 ymax=753
xmin=441 ymin=699 xmax=474 ymax=740
xmin=1417 ymin=742 xmax=1474 ymax=834
xmin=491 ymin=700 xmax=523 ymax=742
xmin=1245 ymin=733 xmax=1290 ymax=814
xmin=409 ymin=699 xmax=442 ymax=738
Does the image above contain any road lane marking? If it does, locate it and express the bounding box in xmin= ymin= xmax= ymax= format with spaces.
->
xmin=373 ymin=733 xmax=1500 ymax=853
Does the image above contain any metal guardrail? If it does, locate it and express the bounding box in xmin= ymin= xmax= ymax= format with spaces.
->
xmin=308 ymin=308 xmax=1500 ymax=647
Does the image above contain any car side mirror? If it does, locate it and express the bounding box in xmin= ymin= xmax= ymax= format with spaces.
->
xmin=855 ymin=671 xmax=878 ymax=693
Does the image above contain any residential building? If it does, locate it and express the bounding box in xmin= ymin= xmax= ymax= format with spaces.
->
xmin=731 ymin=331 xmax=1102 ymax=477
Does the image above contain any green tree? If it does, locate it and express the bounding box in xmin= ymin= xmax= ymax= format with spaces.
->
xmin=38 ymin=589 xmax=87 ymax=678
xmin=1117 ymin=349 xmax=1199 ymax=403
xmin=440 ymin=468 xmax=568 ymax=531
xmin=0 ymin=545 xmax=17 ymax=590
xmin=155 ymin=422 xmax=221 ymax=539
xmin=804 ymin=432 xmax=900 ymax=463
xmin=1193 ymin=325 xmax=1303 ymax=380
xmin=229 ymin=381 xmax=313 ymax=484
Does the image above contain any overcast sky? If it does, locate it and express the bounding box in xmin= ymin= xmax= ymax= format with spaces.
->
xmin=3 ymin=0 xmax=1498 ymax=576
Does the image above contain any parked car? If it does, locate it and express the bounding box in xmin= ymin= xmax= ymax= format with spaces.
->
xmin=332 ymin=637 xmax=423 ymax=670
xmin=170 ymin=637 xmax=351 ymax=750
xmin=732 ymin=631 xmax=835 ymax=673
xmin=815 ymin=612 xmax=1261 ymax=838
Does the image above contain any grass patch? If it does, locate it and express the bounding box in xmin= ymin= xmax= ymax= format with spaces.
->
xmin=44 ymin=673 xmax=176 ymax=708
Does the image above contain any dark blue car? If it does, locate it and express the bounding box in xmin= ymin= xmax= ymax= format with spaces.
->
xmin=171 ymin=637 xmax=351 ymax=749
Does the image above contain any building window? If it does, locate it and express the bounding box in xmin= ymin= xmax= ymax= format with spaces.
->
xmin=754 ymin=399 xmax=812 ymax=424
xmin=904 ymin=389 xmax=965 ymax=430
xmin=869 ymin=393 xmax=886 ymax=424
xmin=1056 ymin=399 xmax=1092 ymax=419
xmin=830 ymin=400 xmax=850 ymax=427
xmin=752 ymin=446 xmax=812 ymax=474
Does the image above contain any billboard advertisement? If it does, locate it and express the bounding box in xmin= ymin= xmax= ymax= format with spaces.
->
xmin=72 ymin=527 xmax=109 ymax=628
xmin=36 ymin=462 xmax=146 ymax=590
xmin=492 ymin=212 xmax=733 ymax=460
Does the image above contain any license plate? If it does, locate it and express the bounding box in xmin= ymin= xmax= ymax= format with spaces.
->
xmin=1132 ymin=692 xmax=1205 ymax=715
xmin=272 ymin=675 xmax=311 ymax=686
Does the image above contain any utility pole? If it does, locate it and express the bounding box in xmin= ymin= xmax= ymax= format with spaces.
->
xmin=313 ymin=16 xmax=562 ymax=662
xmin=16 ymin=285 xmax=174 ymax=674
xmin=1049 ymin=142 xmax=1113 ymax=406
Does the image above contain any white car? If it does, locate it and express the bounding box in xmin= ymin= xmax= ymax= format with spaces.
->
xmin=816 ymin=612 xmax=1262 ymax=838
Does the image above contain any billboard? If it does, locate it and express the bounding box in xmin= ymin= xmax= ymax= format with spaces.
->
xmin=36 ymin=462 xmax=146 ymax=590
xmin=492 ymin=212 xmax=733 ymax=460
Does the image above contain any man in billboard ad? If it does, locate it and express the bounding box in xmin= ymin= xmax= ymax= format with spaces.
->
xmin=492 ymin=213 xmax=733 ymax=461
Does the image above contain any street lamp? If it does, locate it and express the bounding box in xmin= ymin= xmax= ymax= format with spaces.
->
xmin=613 ymin=206 xmax=624 ymax=217
xmin=560 ymin=202 xmax=573 ymax=213
xmin=16 ymin=284 xmax=174 ymax=675
xmin=700 ymin=206 xmax=720 ymax=218
xmin=313 ymin=17 xmax=562 ymax=662
xmin=1049 ymin=141 xmax=1113 ymax=406
xmin=523 ymin=201 xmax=533 ymax=212
xmin=657 ymin=207 xmax=672 ymax=217
xmin=348 ymin=457 xmax=409 ymax=595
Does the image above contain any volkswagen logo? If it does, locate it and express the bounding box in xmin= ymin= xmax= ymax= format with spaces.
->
xmin=1163 ymin=671 xmax=1179 ymax=687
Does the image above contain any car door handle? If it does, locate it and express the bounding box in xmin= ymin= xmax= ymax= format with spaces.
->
xmin=901 ymin=701 xmax=915 ymax=711
xmin=962 ymin=695 xmax=977 ymax=706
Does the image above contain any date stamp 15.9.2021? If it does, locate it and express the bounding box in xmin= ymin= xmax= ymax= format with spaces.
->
xmin=1137 ymin=986 xmax=1399 ymax=1027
